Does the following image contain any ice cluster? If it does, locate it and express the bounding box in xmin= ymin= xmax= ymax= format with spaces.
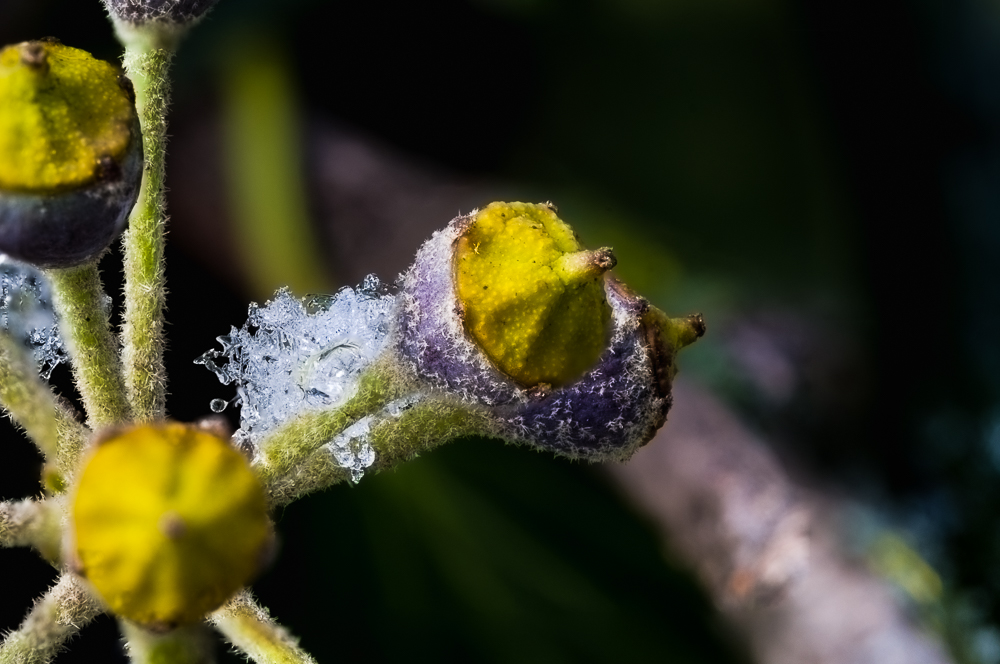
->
xmin=196 ymin=276 xmax=396 ymax=480
xmin=0 ymin=255 xmax=67 ymax=379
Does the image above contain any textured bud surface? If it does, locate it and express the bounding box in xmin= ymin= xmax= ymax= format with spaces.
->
xmin=455 ymin=202 xmax=613 ymax=388
xmin=73 ymin=423 xmax=270 ymax=627
xmin=397 ymin=202 xmax=704 ymax=459
xmin=0 ymin=41 xmax=133 ymax=193
xmin=0 ymin=41 xmax=142 ymax=267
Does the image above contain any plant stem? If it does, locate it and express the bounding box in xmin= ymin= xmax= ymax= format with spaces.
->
xmin=0 ymin=498 xmax=63 ymax=562
xmin=0 ymin=332 xmax=63 ymax=459
xmin=48 ymin=263 xmax=131 ymax=428
xmin=120 ymin=46 xmax=173 ymax=423
xmin=254 ymin=362 xmax=407 ymax=485
xmin=120 ymin=621 xmax=215 ymax=664
xmin=265 ymin=396 xmax=494 ymax=507
xmin=0 ymin=574 xmax=103 ymax=664
xmin=209 ymin=591 xmax=317 ymax=664
xmin=0 ymin=332 xmax=89 ymax=493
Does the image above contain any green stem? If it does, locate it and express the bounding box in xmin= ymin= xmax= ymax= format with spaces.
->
xmin=120 ymin=621 xmax=215 ymax=664
xmin=266 ymin=396 xmax=495 ymax=507
xmin=0 ymin=574 xmax=103 ymax=664
xmin=209 ymin=591 xmax=317 ymax=664
xmin=254 ymin=361 xmax=407 ymax=486
xmin=0 ymin=498 xmax=63 ymax=562
xmin=0 ymin=332 xmax=66 ymax=460
xmin=0 ymin=332 xmax=89 ymax=493
xmin=47 ymin=263 xmax=131 ymax=428
xmin=120 ymin=46 xmax=173 ymax=423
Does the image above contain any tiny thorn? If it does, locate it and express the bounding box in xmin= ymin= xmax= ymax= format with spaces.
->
xmin=19 ymin=42 xmax=48 ymax=71
xmin=554 ymin=248 xmax=617 ymax=284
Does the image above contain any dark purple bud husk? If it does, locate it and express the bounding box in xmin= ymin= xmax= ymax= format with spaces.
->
xmin=0 ymin=138 xmax=142 ymax=268
xmin=0 ymin=41 xmax=143 ymax=268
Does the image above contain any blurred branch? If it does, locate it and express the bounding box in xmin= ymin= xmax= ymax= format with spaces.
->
xmin=607 ymin=378 xmax=951 ymax=664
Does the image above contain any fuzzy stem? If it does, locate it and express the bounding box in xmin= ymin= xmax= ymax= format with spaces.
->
xmin=120 ymin=46 xmax=173 ymax=423
xmin=120 ymin=621 xmax=215 ymax=664
xmin=0 ymin=332 xmax=89 ymax=492
xmin=47 ymin=263 xmax=131 ymax=428
xmin=267 ymin=397 xmax=494 ymax=507
xmin=0 ymin=332 xmax=64 ymax=459
xmin=254 ymin=361 xmax=408 ymax=487
xmin=0 ymin=574 xmax=103 ymax=664
xmin=209 ymin=591 xmax=317 ymax=664
xmin=0 ymin=498 xmax=63 ymax=562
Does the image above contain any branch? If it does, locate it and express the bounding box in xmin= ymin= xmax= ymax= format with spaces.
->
xmin=120 ymin=46 xmax=172 ymax=423
xmin=606 ymin=378 xmax=952 ymax=664
xmin=209 ymin=591 xmax=317 ymax=664
xmin=0 ymin=331 xmax=88 ymax=487
xmin=119 ymin=620 xmax=215 ymax=664
xmin=47 ymin=263 xmax=131 ymax=428
xmin=0 ymin=498 xmax=62 ymax=561
xmin=0 ymin=574 xmax=104 ymax=664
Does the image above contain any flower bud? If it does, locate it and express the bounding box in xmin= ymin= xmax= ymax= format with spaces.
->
xmin=399 ymin=202 xmax=704 ymax=459
xmin=0 ymin=40 xmax=142 ymax=268
xmin=71 ymin=422 xmax=271 ymax=628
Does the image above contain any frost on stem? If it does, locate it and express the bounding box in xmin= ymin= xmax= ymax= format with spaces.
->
xmin=0 ymin=257 xmax=66 ymax=380
xmin=196 ymin=276 xmax=397 ymax=481
xmin=199 ymin=203 xmax=705 ymax=493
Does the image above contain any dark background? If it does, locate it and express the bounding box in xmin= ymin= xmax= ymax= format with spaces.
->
xmin=2 ymin=0 xmax=1000 ymax=661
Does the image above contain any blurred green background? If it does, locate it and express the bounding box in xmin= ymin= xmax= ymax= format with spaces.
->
xmin=3 ymin=0 xmax=1000 ymax=661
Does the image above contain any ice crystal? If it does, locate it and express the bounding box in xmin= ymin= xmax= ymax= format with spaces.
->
xmin=196 ymin=276 xmax=396 ymax=470
xmin=0 ymin=255 xmax=67 ymax=379
xmin=322 ymin=417 xmax=375 ymax=483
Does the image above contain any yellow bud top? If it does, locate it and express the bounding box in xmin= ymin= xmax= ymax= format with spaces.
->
xmin=72 ymin=423 xmax=270 ymax=627
xmin=0 ymin=41 xmax=134 ymax=193
xmin=455 ymin=202 xmax=614 ymax=388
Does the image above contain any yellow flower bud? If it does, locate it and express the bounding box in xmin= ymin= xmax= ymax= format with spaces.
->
xmin=0 ymin=39 xmax=142 ymax=267
xmin=72 ymin=423 xmax=270 ymax=628
xmin=0 ymin=40 xmax=134 ymax=193
xmin=454 ymin=202 xmax=615 ymax=388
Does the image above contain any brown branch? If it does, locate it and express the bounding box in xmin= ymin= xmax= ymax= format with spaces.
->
xmin=607 ymin=378 xmax=952 ymax=664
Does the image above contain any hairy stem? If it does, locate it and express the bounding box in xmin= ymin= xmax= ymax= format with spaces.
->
xmin=0 ymin=574 xmax=103 ymax=664
xmin=120 ymin=621 xmax=215 ymax=664
xmin=0 ymin=498 xmax=63 ymax=561
xmin=266 ymin=396 xmax=494 ymax=507
xmin=209 ymin=591 xmax=317 ymax=664
xmin=120 ymin=46 xmax=173 ymax=423
xmin=47 ymin=263 xmax=131 ymax=428
xmin=254 ymin=361 xmax=407 ymax=487
xmin=0 ymin=332 xmax=64 ymax=460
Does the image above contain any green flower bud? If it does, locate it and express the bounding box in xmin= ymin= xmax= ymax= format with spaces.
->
xmin=71 ymin=422 xmax=271 ymax=628
xmin=0 ymin=40 xmax=142 ymax=268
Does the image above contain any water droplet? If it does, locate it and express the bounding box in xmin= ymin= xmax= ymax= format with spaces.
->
xmin=209 ymin=398 xmax=227 ymax=413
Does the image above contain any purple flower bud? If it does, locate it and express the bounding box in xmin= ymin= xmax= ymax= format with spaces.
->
xmin=397 ymin=203 xmax=704 ymax=460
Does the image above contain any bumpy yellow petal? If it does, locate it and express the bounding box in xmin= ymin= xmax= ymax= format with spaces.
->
xmin=455 ymin=202 xmax=614 ymax=388
xmin=72 ymin=423 xmax=270 ymax=627
xmin=0 ymin=40 xmax=134 ymax=193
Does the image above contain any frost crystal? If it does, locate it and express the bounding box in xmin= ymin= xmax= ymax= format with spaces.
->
xmin=0 ymin=255 xmax=67 ymax=379
xmin=196 ymin=276 xmax=396 ymax=478
xmin=322 ymin=417 xmax=375 ymax=483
